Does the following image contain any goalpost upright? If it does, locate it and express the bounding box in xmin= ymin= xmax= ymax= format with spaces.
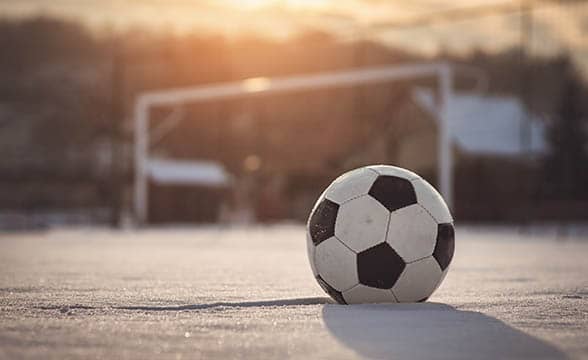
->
xmin=133 ymin=62 xmax=454 ymax=224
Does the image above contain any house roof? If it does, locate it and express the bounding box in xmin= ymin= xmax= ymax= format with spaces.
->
xmin=147 ymin=158 xmax=232 ymax=187
xmin=413 ymin=89 xmax=548 ymax=156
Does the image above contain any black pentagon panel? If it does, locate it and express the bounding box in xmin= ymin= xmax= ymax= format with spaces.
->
xmin=368 ymin=175 xmax=417 ymax=212
xmin=357 ymin=243 xmax=406 ymax=289
xmin=309 ymin=199 xmax=339 ymax=245
xmin=316 ymin=275 xmax=347 ymax=305
xmin=433 ymin=223 xmax=455 ymax=271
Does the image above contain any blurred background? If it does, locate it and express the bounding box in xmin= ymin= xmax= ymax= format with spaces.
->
xmin=0 ymin=0 xmax=587 ymax=230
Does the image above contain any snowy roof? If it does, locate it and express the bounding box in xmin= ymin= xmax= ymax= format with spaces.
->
xmin=147 ymin=158 xmax=232 ymax=186
xmin=413 ymin=89 xmax=548 ymax=156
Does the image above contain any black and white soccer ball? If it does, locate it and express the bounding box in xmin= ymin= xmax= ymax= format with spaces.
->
xmin=306 ymin=165 xmax=455 ymax=304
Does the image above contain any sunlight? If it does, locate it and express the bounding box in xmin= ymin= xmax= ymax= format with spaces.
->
xmin=224 ymin=0 xmax=331 ymax=10
xmin=242 ymin=77 xmax=271 ymax=92
xmin=229 ymin=0 xmax=268 ymax=8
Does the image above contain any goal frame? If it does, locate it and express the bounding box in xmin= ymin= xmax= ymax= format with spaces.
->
xmin=133 ymin=62 xmax=454 ymax=224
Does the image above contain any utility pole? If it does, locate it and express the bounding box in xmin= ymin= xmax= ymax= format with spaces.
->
xmin=519 ymin=2 xmax=534 ymax=225
xmin=110 ymin=36 xmax=124 ymax=227
xmin=353 ymin=26 xmax=368 ymax=152
xmin=520 ymin=2 xmax=533 ymax=155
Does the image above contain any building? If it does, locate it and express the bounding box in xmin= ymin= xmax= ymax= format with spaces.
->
xmin=345 ymin=90 xmax=549 ymax=221
xmin=147 ymin=158 xmax=233 ymax=224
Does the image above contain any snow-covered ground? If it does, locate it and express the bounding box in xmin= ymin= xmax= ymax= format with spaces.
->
xmin=0 ymin=225 xmax=586 ymax=359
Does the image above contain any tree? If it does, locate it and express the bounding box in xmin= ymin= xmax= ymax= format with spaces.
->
xmin=544 ymin=60 xmax=588 ymax=201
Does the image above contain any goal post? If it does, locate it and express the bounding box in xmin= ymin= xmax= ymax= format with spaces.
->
xmin=134 ymin=62 xmax=454 ymax=224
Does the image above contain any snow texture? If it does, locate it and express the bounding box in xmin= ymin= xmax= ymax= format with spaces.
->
xmin=148 ymin=158 xmax=232 ymax=186
xmin=0 ymin=225 xmax=587 ymax=359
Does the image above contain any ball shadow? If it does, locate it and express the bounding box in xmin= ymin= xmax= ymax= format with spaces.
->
xmin=112 ymin=297 xmax=332 ymax=311
xmin=35 ymin=297 xmax=334 ymax=312
xmin=322 ymin=302 xmax=568 ymax=360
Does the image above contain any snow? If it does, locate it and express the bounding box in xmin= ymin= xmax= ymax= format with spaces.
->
xmin=0 ymin=225 xmax=587 ymax=359
xmin=148 ymin=158 xmax=232 ymax=186
xmin=413 ymin=89 xmax=548 ymax=156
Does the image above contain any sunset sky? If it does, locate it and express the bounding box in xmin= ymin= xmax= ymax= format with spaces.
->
xmin=1 ymin=0 xmax=587 ymax=71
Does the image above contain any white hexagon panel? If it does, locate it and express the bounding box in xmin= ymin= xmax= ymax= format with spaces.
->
xmin=335 ymin=195 xmax=390 ymax=253
xmin=315 ymin=237 xmax=358 ymax=292
xmin=386 ymin=204 xmax=438 ymax=263
xmin=430 ymin=267 xmax=450 ymax=295
xmin=392 ymin=256 xmax=443 ymax=302
xmin=367 ymin=165 xmax=420 ymax=180
xmin=306 ymin=231 xmax=318 ymax=276
xmin=343 ymin=284 xmax=397 ymax=304
xmin=411 ymin=178 xmax=453 ymax=224
xmin=324 ymin=167 xmax=378 ymax=204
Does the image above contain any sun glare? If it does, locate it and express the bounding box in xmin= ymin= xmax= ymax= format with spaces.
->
xmin=242 ymin=77 xmax=271 ymax=92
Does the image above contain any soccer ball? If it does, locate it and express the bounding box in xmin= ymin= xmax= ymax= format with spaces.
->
xmin=306 ymin=165 xmax=454 ymax=304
